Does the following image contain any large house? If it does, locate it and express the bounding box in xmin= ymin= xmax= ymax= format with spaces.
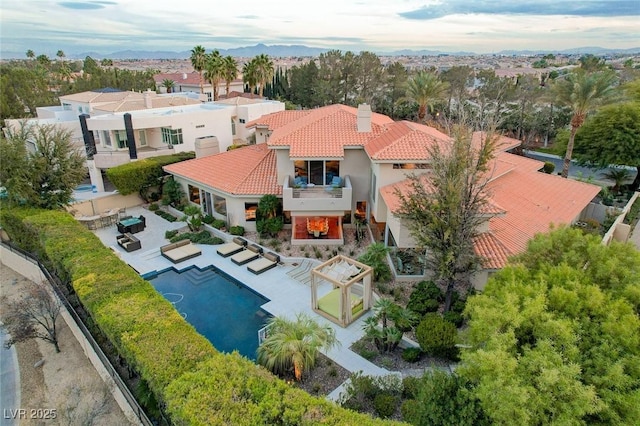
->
xmin=5 ymin=88 xmax=285 ymax=192
xmin=153 ymin=72 xmax=245 ymax=100
xmin=164 ymin=104 xmax=601 ymax=289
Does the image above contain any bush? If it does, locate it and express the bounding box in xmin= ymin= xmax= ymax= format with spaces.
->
xmin=407 ymin=281 xmax=443 ymax=315
xmin=401 ymin=347 xmax=423 ymax=363
xmin=373 ymin=393 xmax=398 ymax=418
xmin=169 ymin=230 xmax=223 ymax=245
xmin=165 ymin=229 xmax=178 ymax=239
xmin=211 ymin=219 xmax=226 ymax=230
xmin=443 ymin=311 xmax=464 ymax=328
xmin=148 ymin=203 xmax=160 ymax=211
xmin=257 ymin=217 xmax=283 ymax=238
xmin=416 ymin=313 xmax=458 ymax=360
xmin=202 ymin=214 xmax=214 ymax=224
xmin=542 ymin=161 xmax=555 ymax=174
xmin=229 ymin=225 xmax=245 ymax=236
xmin=402 ymin=376 xmax=420 ymax=399
xmin=154 ymin=210 xmax=177 ymax=222
xmin=358 ymin=243 xmax=391 ymax=282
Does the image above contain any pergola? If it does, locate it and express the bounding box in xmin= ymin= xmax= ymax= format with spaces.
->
xmin=311 ymin=255 xmax=373 ymax=327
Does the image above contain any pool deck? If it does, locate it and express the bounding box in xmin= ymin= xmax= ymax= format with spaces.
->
xmin=92 ymin=206 xmax=389 ymax=400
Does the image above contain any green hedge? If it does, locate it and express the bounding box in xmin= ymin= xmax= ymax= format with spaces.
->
xmin=0 ymin=207 xmax=403 ymax=425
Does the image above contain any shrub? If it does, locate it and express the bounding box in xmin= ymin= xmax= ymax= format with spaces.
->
xmin=148 ymin=203 xmax=160 ymax=211
xmin=401 ymin=347 xmax=423 ymax=363
xmin=154 ymin=210 xmax=177 ymax=222
xmin=358 ymin=243 xmax=391 ymax=282
xmin=373 ymin=393 xmax=398 ymax=418
xmin=542 ymin=161 xmax=555 ymax=174
xmin=443 ymin=311 xmax=464 ymax=328
xmin=229 ymin=225 xmax=244 ymax=236
xmin=407 ymin=281 xmax=443 ymax=315
xmin=416 ymin=313 xmax=458 ymax=360
xmin=165 ymin=229 xmax=178 ymax=239
xmin=257 ymin=217 xmax=283 ymax=238
xmin=211 ymin=219 xmax=226 ymax=230
xmin=170 ymin=230 xmax=223 ymax=245
xmin=402 ymin=376 xmax=420 ymax=399
xmin=202 ymin=214 xmax=214 ymax=224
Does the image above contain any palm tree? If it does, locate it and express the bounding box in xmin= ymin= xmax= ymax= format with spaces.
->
xmin=204 ymin=50 xmax=224 ymax=101
xmin=242 ymin=60 xmax=258 ymax=95
xmin=553 ymin=69 xmax=618 ymax=178
xmin=253 ymin=54 xmax=274 ymax=97
xmin=257 ymin=313 xmax=338 ymax=381
xmin=26 ymin=49 xmax=35 ymax=60
xmin=222 ymin=55 xmax=238 ymax=97
xmin=603 ymin=169 xmax=630 ymax=194
xmin=161 ymin=79 xmax=175 ymax=93
xmin=56 ymin=50 xmax=65 ymax=61
xmin=403 ymin=71 xmax=449 ymax=123
xmin=190 ymin=45 xmax=206 ymax=94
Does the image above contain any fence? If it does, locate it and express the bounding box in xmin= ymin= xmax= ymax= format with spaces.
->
xmin=0 ymin=242 xmax=153 ymax=426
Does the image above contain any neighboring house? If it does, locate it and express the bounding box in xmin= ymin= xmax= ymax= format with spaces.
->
xmin=164 ymin=103 xmax=601 ymax=289
xmin=153 ymin=72 xmax=244 ymax=101
xmin=4 ymin=88 xmax=285 ymax=192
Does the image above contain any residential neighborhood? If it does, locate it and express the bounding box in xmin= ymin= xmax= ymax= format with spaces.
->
xmin=1 ymin=40 xmax=639 ymax=425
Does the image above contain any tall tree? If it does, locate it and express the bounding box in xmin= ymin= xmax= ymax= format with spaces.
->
xmin=204 ymin=50 xmax=224 ymax=101
xmin=474 ymin=69 xmax=514 ymax=129
xmin=0 ymin=122 xmax=86 ymax=209
xmin=161 ymin=78 xmax=175 ymax=93
xmin=253 ymin=54 xmax=274 ymax=97
xmin=257 ymin=313 xmax=338 ymax=381
xmin=190 ymin=45 xmax=207 ymax=94
xmin=287 ymin=60 xmax=320 ymax=107
xmin=394 ymin=126 xmax=496 ymax=312
xmin=404 ymin=70 xmax=449 ymax=123
xmin=222 ymin=55 xmax=238 ymax=97
xmin=380 ymin=61 xmax=409 ymax=119
xmin=242 ymin=60 xmax=258 ymax=95
xmin=573 ymin=102 xmax=640 ymax=190
xmin=317 ymin=50 xmax=344 ymax=105
xmin=56 ymin=50 xmax=65 ymax=61
xmin=356 ymin=51 xmax=383 ymax=107
xmin=460 ymin=227 xmax=640 ymax=425
xmin=441 ymin=65 xmax=473 ymax=118
xmin=26 ymin=49 xmax=35 ymax=60
xmin=552 ymin=69 xmax=618 ymax=177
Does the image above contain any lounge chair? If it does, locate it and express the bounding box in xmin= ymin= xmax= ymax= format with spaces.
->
xmin=247 ymin=252 xmax=280 ymax=275
xmin=230 ymin=244 xmax=263 ymax=265
xmin=216 ymin=237 xmax=248 ymax=257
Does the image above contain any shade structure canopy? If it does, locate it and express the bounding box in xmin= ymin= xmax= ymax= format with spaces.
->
xmin=311 ymin=255 xmax=373 ymax=327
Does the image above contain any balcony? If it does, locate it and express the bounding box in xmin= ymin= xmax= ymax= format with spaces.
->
xmin=282 ymin=175 xmax=352 ymax=212
xmin=92 ymin=145 xmax=173 ymax=168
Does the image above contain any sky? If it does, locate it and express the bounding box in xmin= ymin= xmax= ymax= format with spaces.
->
xmin=1 ymin=0 xmax=639 ymax=58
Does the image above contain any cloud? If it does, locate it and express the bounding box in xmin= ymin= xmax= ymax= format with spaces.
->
xmin=399 ymin=0 xmax=640 ymax=20
xmin=58 ymin=1 xmax=116 ymax=10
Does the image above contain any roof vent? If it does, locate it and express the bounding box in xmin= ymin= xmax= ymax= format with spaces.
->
xmin=357 ymin=103 xmax=372 ymax=133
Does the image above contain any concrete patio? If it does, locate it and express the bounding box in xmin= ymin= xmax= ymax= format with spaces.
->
xmin=91 ymin=205 xmax=390 ymax=400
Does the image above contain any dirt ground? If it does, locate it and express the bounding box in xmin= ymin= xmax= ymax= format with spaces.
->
xmin=0 ymin=264 xmax=134 ymax=426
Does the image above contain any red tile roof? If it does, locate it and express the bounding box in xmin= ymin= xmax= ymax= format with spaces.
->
xmin=248 ymin=105 xmax=394 ymax=158
xmin=379 ymin=151 xmax=600 ymax=269
xmin=163 ymin=144 xmax=281 ymax=196
xmin=365 ymin=121 xmax=451 ymax=161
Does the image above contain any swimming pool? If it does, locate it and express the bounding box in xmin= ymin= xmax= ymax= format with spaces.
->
xmin=144 ymin=265 xmax=271 ymax=360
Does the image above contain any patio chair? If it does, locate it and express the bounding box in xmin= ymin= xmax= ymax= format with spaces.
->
xmin=216 ymin=237 xmax=248 ymax=257
xmin=230 ymin=244 xmax=263 ymax=265
xmin=325 ymin=176 xmax=342 ymax=192
xmin=246 ymin=252 xmax=280 ymax=275
xmin=294 ymin=176 xmax=308 ymax=188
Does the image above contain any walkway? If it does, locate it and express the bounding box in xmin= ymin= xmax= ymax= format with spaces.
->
xmin=0 ymin=327 xmax=20 ymax=426
xmin=92 ymin=206 xmax=391 ymax=400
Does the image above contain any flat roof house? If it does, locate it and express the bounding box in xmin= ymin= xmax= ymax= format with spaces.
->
xmin=164 ymin=104 xmax=601 ymax=289
xmin=4 ymin=88 xmax=285 ymax=192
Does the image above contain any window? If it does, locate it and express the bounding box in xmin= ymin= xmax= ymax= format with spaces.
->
xmin=231 ymin=119 xmax=236 ymax=136
xmin=393 ymin=163 xmax=431 ymax=169
xmin=205 ymin=92 xmax=212 ymax=101
xmin=138 ymin=130 xmax=147 ymax=146
xmin=213 ymin=194 xmax=226 ymax=215
xmin=161 ymin=128 xmax=183 ymax=145
xmin=239 ymin=118 xmax=246 ymax=124
xmin=62 ymin=103 xmax=71 ymax=111
xmin=114 ymin=130 xmax=128 ymax=149
xmin=371 ymin=171 xmax=377 ymax=202
xmin=245 ymin=203 xmax=258 ymax=221
xmin=102 ymin=131 xmax=112 ymax=147
xmin=188 ymin=185 xmax=201 ymax=204
xmin=294 ymin=160 xmax=340 ymax=186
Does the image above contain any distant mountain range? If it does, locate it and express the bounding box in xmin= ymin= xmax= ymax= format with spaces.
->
xmin=2 ymin=43 xmax=639 ymax=60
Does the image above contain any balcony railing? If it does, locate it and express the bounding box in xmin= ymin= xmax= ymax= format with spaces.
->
xmin=92 ymin=145 xmax=173 ymax=168
xmin=282 ymin=175 xmax=352 ymax=212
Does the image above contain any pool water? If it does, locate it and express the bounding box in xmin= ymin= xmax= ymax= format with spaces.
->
xmin=144 ymin=265 xmax=271 ymax=360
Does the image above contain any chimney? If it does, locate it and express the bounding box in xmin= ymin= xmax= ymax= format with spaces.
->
xmin=357 ymin=103 xmax=372 ymax=133
xmin=143 ymin=89 xmax=153 ymax=109
xmin=182 ymin=73 xmax=187 ymax=80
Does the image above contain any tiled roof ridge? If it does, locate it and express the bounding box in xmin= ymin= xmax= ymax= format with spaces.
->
xmin=268 ymin=105 xmax=349 ymax=144
xmin=234 ymin=145 xmax=274 ymax=190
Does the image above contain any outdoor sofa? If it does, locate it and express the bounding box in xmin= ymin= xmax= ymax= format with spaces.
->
xmin=230 ymin=244 xmax=263 ymax=265
xmin=161 ymin=240 xmax=202 ymax=263
xmin=116 ymin=233 xmax=141 ymax=252
xmin=216 ymin=237 xmax=248 ymax=257
xmin=246 ymin=252 xmax=280 ymax=275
